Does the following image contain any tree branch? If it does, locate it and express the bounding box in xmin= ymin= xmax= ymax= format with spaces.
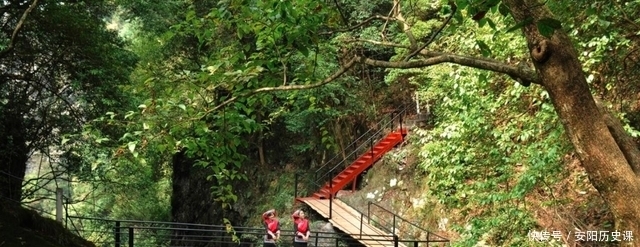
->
xmin=346 ymin=38 xmax=409 ymax=48
xmin=404 ymin=1 xmax=457 ymax=61
xmin=204 ymin=58 xmax=358 ymax=115
xmin=332 ymin=0 xmax=348 ymax=26
xmin=320 ymin=15 xmax=402 ymax=35
xmin=0 ymin=0 xmax=39 ymax=59
xmin=357 ymin=54 xmax=540 ymax=84
xmin=380 ymin=0 xmax=400 ymax=42
xmin=205 ymin=51 xmax=539 ymax=117
xmin=349 ymin=38 xmax=525 ymax=70
xmin=394 ymin=0 xmax=418 ymax=49
xmin=594 ymin=97 xmax=640 ymax=176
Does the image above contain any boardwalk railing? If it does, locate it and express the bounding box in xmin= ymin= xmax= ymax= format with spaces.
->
xmin=367 ymin=201 xmax=450 ymax=246
xmin=66 ymin=216 xmax=421 ymax=247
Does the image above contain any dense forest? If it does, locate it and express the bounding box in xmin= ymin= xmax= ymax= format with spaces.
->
xmin=1 ymin=0 xmax=639 ymax=246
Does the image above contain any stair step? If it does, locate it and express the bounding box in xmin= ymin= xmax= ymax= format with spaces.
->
xmin=345 ymin=167 xmax=357 ymax=171
xmin=363 ymin=150 xmax=381 ymax=154
xmin=304 ymin=129 xmax=410 ymax=200
xmin=344 ymin=168 xmax=358 ymax=173
xmin=312 ymin=193 xmax=327 ymax=199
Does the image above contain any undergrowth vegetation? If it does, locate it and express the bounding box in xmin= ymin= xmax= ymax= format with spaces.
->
xmin=341 ymin=125 xmax=616 ymax=246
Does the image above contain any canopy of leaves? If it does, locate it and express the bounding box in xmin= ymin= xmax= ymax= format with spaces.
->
xmin=12 ymin=0 xmax=639 ymax=246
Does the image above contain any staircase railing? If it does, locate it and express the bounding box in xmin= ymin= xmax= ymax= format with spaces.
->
xmin=367 ymin=201 xmax=450 ymax=245
xmin=311 ymin=104 xmax=410 ymax=195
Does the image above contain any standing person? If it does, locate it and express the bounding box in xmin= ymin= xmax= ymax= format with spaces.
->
xmin=292 ymin=209 xmax=310 ymax=247
xmin=291 ymin=210 xmax=302 ymax=245
xmin=262 ymin=209 xmax=280 ymax=247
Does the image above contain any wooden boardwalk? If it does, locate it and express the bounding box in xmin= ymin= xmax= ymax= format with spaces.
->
xmin=298 ymin=197 xmax=406 ymax=247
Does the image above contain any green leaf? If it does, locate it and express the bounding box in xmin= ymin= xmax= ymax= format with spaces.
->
xmin=536 ymin=18 xmax=562 ymax=38
xmin=178 ymin=104 xmax=187 ymax=111
xmin=476 ymin=40 xmax=492 ymax=57
xmin=487 ymin=18 xmax=497 ymax=30
xmin=454 ymin=11 xmax=463 ymax=23
xmin=96 ymin=137 xmax=109 ymax=144
xmin=538 ymin=17 xmax=562 ymax=28
xmin=128 ymin=142 xmax=136 ymax=153
xmin=498 ymin=3 xmax=510 ymax=16
xmin=157 ymin=144 xmax=167 ymax=153
xmin=506 ymin=17 xmax=533 ymax=33
xmin=456 ymin=0 xmax=469 ymax=10
xmin=478 ymin=18 xmax=487 ymax=28
xmin=298 ymin=45 xmax=309 ymax=57
xmin=124 ymin=111 xmax=136 ymax=119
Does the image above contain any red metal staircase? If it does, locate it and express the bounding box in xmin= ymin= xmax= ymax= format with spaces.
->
xmin=311 ymin=128 xmax=407 ymax=199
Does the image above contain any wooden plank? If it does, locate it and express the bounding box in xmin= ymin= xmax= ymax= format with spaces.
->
xmin=299 ymin=197 xmax=406 ymax=247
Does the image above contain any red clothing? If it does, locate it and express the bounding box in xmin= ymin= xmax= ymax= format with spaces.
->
xmin=294 ymin=218 xmax=310 ymax=243
xmin=296 ymin=219 xmax=309 ymax=234
xmin=262 ymin=209 xmax=279 ymax=243
xmin=266 ymin=218 xmax=279 ymax=233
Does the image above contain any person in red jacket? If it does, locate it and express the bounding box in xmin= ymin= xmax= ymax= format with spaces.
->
xmin=291 ymin=209 xmax=310 ymax=247
xmin=262 ymin=209 xmax=280 ymax=247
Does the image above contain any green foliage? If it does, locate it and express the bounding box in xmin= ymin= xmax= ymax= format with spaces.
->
xmin=536 ymin=18 xmax=562 ymax=38
xmin=412 ymin=68 xmax=569 ymax=245
xmin=1 ymin=0 xmax=139 ymax=227
xmin=17 ymin=0 xmax=638 ymax=245
xmin=379 ymin=9 xmax=571 ymax=244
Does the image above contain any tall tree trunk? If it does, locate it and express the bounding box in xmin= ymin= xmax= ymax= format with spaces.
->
xmin=334 ymin=121 xmax=347 ymax=160
xmin=0 ymin=104 xmax=29 ymax=204
xmin=256 ymin=112 xmax=266 ymax=166
xmin=505 ymin=0 xmax=640 ymax=236
xmin=258 ymin=137 xmax=266 ymax=166
xmin=170 ymin=150 xmax=242 ymax=247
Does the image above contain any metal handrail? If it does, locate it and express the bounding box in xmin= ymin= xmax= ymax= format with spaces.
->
xmin=313 ymin=104 xmax=410 ymax=191
xmin=368 ymin=201 xmax=449 ymax=242
xmin=339 ymin=198 xmax=396 ymax=235
xmin=312 ymin=115 xmax=385 ymax=175
xmin=313 ymin=104 xmax=409 ymax=176
xmin=66 ymin=215 xmax=414 ymax=247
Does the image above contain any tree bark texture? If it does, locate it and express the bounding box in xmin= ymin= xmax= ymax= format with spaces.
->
xmin=0 ymin=103 xmax=29 ymax=204
xmin=171 ymin=150 xmax=243 ymax=247
xmin=505 ymin=0 xmax=640 ymax=239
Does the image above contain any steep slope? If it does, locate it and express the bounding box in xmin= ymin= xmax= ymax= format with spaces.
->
xmin=338 ymin=141 xmax=613 ymax=246
xmin=0 ymin=202 xmax=94 ymax=247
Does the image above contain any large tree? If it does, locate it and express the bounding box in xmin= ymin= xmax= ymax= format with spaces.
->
xmin=344 ymin=0 xmax=640 ymax=234
xmin=200 ymin=0 xmax=640 ymax=239
xmin=0 ymin=0 xmax=136 ymax=203
xmin=503 ymin=0 xmax=640 ymax=236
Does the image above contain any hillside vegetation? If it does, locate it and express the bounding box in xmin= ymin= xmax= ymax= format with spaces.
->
xmin=2 ymin=0 xmax=639 ymax=246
